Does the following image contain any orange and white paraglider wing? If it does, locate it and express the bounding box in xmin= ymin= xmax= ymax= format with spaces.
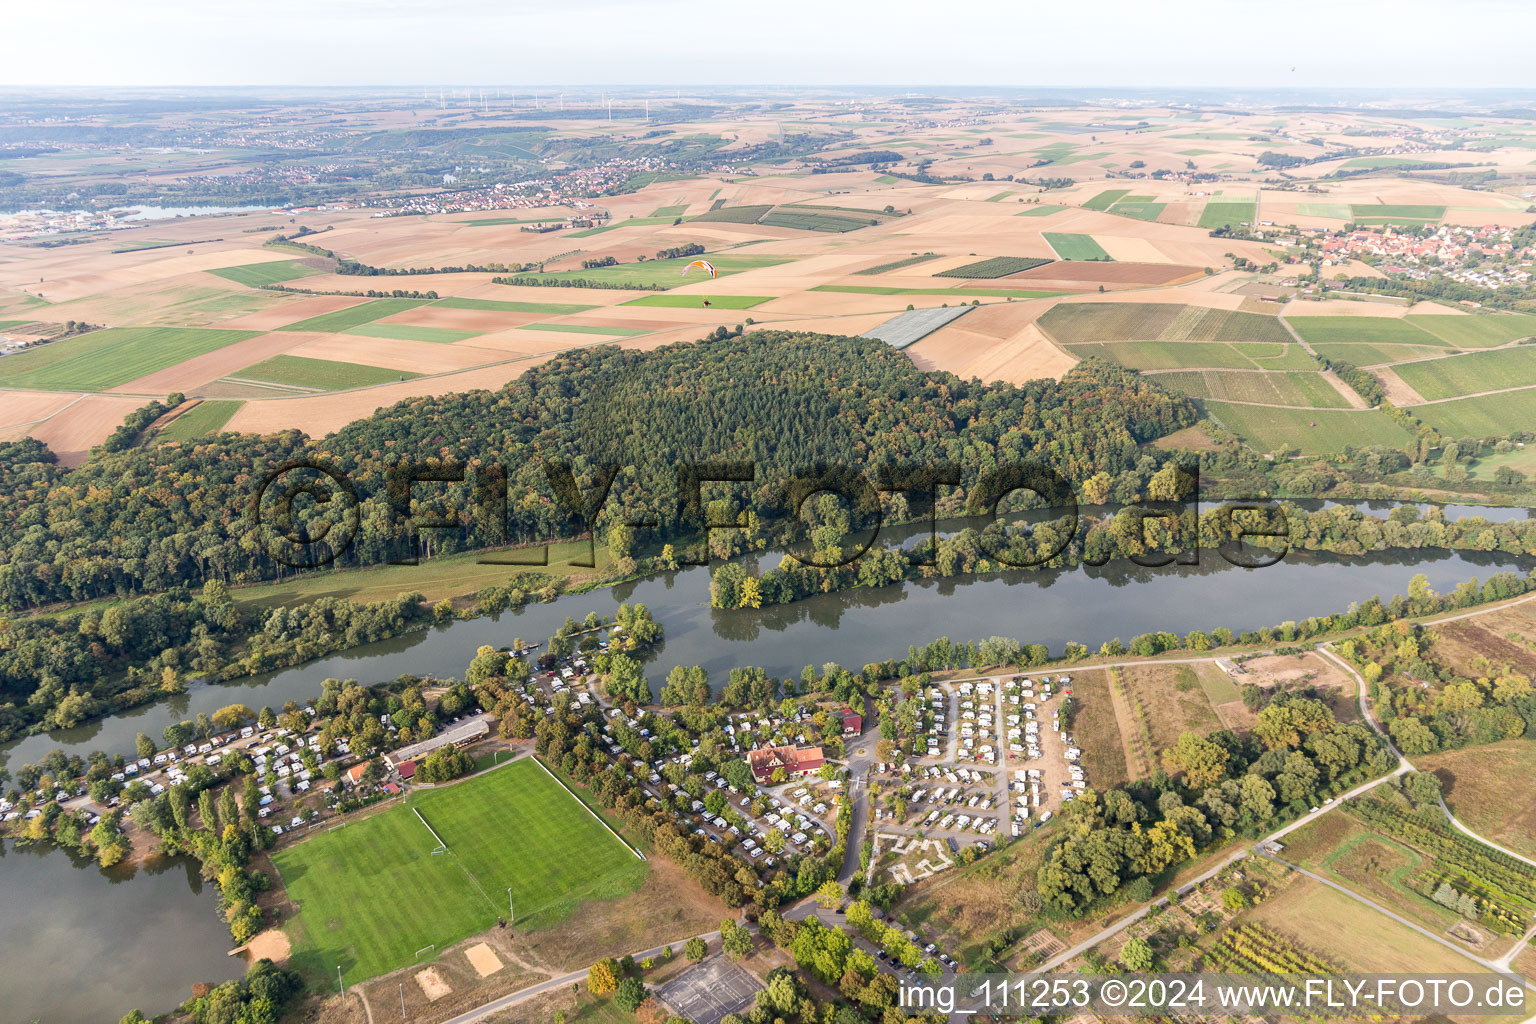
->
xmin=682 ymin=259 xmax=717 ymax=279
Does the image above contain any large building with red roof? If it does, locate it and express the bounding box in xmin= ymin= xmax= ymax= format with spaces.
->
xmin=747 ymin=744 xmax=825 ymax=784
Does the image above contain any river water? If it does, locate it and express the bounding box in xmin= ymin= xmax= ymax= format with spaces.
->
xmin=2 ymin=533 xmax=1530 ymax=1020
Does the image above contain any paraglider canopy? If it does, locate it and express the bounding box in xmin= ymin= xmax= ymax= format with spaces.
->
xmin=682 ymin=259 xmax=717 ymax=279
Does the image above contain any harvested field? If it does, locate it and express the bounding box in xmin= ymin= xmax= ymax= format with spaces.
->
xmin=17 ymin=393 xmax=147 ymax=464
xmin=288 ymin=334 xmax=503 ymax=373
xmin=1013 ymin=261 xmax=1201 ymax=286
xmin=623 ymin=294 xmax=772 ymax=309
xmin=1419 ymin=740 xmax=1536 ymax=860
xmin=343 ymin=323 xmax=480 ymax=344
xmin=430 ymin=297 xmax=597 ymax=314
xmin=217 ymin=294 xmax=370 ymax=331
xmin=1204 ymin=403 xmax=1415 ymax=455
xmin=0 ymin=390 xmax=84 ymax=430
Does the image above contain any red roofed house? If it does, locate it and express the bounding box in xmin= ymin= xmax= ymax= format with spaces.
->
xmin=841 ymin=709 xmax=862 ymax=736
xmin=344 ymin=762 xmax=369 ymax=786
xmin=396 ymin=760 xmax=417 ymax=782
xmin=748 ymin=744 xmax=825 ymax=785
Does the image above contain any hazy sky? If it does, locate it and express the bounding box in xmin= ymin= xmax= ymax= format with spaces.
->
xmin=5 ymin=0 xmax=1535 ymax=89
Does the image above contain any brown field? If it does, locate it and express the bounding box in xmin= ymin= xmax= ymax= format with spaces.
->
xmin=217 ymin=294 xmax=371 ymax=331
xmin=1375 ymin=366 xmax=1427 ymax=405
xmin=11 ymin=393 xmax=148 ymax=464
xmin=1426 ymin=600 xmax=1536 ymax=677
xmin=0 ymin=389 xmax=85 ymax=431
xmin=1243 ymin=876 xmax=1499 ymax=976
xmin=1419 ymin=740 xmax=1536 ymax=860
xmin=1149 ymin=424 xmax=1222 ymax=451
xmin=1230 ymin=651 xmax=1357 ymax=721
xmin=1014 ymin=261 xmax=1203 ymax=286
xmin=1116 ymin=662 xmax=1226 ymax=751
xmin=906 ymin=318 xmax=1078 ymax=384
xmin=1065 ymin=668 xmax=1133 ymax=788
xmin=286 ymin=333 xmax=507 ymax=374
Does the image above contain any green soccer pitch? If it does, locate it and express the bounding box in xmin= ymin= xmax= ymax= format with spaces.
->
xmin=273 ymin=758 xmax=646 ymax=981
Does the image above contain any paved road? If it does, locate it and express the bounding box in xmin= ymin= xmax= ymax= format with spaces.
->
xmin=1256 ymin=847 xmax=1506 ymax=971
xmin=837 ymin=698 xmax=877 ymax=886
xmin=435 ymin=930 xmax=721 ymax=1024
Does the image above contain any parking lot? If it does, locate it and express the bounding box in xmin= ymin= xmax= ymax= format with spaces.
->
xmin=657 ymin=957 xmax=762 ymax=1024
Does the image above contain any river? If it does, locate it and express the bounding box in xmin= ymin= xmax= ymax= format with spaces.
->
xmin=2 ymin=536 xmax=1531 ymax=1021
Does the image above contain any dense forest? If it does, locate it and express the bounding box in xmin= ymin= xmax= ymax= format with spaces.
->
xmin=0 ymin=335 xmax=1196 ymax=613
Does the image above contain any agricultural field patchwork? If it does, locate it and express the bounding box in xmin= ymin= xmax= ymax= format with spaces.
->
xmin=0 ymin=326 xmax=259 ymax=390
xmin=1014 ymin=204 xmax=1066 ymax=217
xmin=1285 ymin=315 xmax=1448 ymax=347
xmin=1155 ymin=369 xmax=1352 ymax=407
xmin=1040 ymin=302 xmax=1292 ymax=345
xmin=1411 ymin=388 xmax=1536 ymax=438
xmin=1405 ymin=313 xmax=1536 ymax=348
xmin=1308 ymin=341 xmax=1449 ymax=367
xmin=1391 ymin=347 xmax=1536 ymax=401
xmin=519 ymin=323 xmax=650 ymax=335
xmin=1066 ymin=340 xmax=1315 ymax=371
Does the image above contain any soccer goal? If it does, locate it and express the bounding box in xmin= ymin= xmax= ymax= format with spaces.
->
xmin=413 ymin=807 xmax=448 ymax=854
